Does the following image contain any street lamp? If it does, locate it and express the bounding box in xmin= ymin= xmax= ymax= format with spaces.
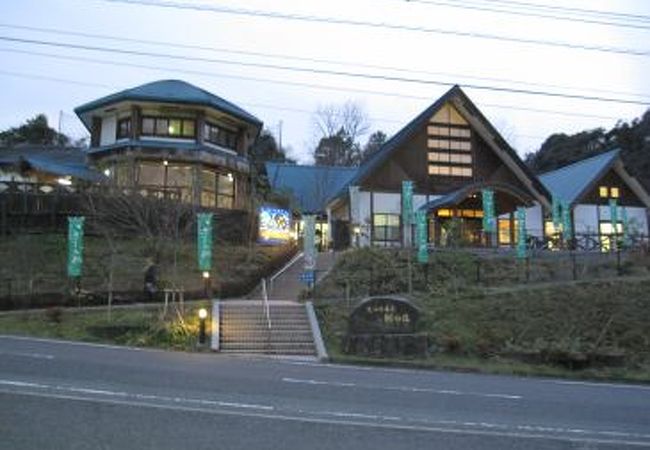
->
xmin=198 ymin=307 xmax=208 ymax=345
xmin=202 ymin=271 xmax=212 ymax=298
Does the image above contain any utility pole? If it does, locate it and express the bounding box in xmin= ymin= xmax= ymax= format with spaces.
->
xmin=278 ymin=120 xmax=283 ymax=153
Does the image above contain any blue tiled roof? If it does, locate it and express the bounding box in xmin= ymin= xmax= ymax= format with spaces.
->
xmin=539 ymin=149 xmax=619 ymax=205
xmin=0 ymin=146 xmax=106 ymax=182
xmin=75 ymin=79 xmax=262 ymax=126
xmin=265 ymin=162 xmax=358 ymax=214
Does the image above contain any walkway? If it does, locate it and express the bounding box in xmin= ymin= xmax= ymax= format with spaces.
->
xmin=250 ymin=252 xmax=337 ymax=301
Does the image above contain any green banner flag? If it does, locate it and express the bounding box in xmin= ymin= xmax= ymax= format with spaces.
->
xmin=621 ymin=206 xmax=629 ymax=247
xmin=609 ymin=199 xmax=618 ymax=230
xmin=561 ymin=200 xmax=572 ymax=241
xmin=415 ymin=210 xmax=428 ymax=264
xmin=303 ymin=215 xmax=316 ymax=271
xmin=481 ymin=189 xmax=496 ymax=233
xmin=516 ymin=207 xmax=527 ymax=259
xmin=67 ymin=216 xmax=85 ymax=277
xmin=197 ymin=212 xmax=213 ymax=271
xmin=402 ymin=181 xmax=413 ymax=227
xmin=552 ymin=195 xmax=561 ymax=228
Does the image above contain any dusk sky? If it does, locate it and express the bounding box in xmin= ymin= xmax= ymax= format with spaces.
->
xmin=1 ymin=0 xmax=649 ymax=163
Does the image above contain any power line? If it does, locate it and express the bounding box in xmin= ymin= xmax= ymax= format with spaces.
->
xmin=3 ymin=22 xmax=649 ymax=101
xmin=0 ymin=48 xmax=633 ymax=122
xmin=102 ymin=0 xmax=650 ymax=57
xmin=458 ymin=0 xmax=650 ymax=23
xmin=0 ymin=68 xmax=561 ymax=142
xmin=400 ymin=0 xmax=650 ymax=30
xmin=1 ymin=35 xmax=648 ymax=107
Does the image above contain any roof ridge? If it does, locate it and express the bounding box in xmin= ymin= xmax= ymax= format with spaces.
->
xmin=267 ymin=162 xmax=358 ymax=171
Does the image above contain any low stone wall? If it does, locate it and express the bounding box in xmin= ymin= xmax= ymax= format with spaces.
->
xmin=342 ymin=333 xmax=429 ymax=358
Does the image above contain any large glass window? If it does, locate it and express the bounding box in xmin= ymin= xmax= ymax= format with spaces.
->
xmin=167 ymin=165 xmax=192 ymax=202
xmin=138 ymin=163 xmax=164 ymax=186
xmin=599 ymin=221 xmax=624 ymax=252
xmin=141 ymin=116 xmax=196 ymax=138
xmin=203 ymin=121 xmax=239 ymax=151
xmin=200 ymin=169 xmax=235 ymax=209
xmin=372 ymin=214 xmax=400 ymax=243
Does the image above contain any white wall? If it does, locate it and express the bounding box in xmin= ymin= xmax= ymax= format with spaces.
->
xmin=100 ymin=116 xmax=117 ymax=146
xmin=573 ymin=204 xmax=598 ymax=234
xmin=525 ymin=203 xmax=544 ymax=238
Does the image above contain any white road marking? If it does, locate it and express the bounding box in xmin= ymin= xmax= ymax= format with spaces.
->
xmin=0 ymin=379 xmax=273 ymax=411
xmin=0 ymin=350 xmax=55 ymax=360
xmin=549 ymin=379 xmax=650 ymax=392
xmin=1 ymin=388 xmax=649 ymax=448
xmin=0 ymin=334 xmax=155 ymax=352
xmin=282 ymin=377 xmax=522 ymax=400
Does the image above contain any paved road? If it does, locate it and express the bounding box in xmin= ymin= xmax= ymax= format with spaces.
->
xmin=1 ymin=335 xmax=649 ymax=449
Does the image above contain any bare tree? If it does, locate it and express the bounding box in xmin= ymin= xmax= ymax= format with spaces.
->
xmin=312 ymin=101 xmax=370 ymax=145
xmin=84 ymin=191 xmax=195 ymax=317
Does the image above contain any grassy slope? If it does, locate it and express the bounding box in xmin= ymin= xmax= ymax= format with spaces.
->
xmin=0 ymin=303 xmax=212 ymax=351
xmin=0 ymin=234 xmax=294 ymax=308
xmin=314 ymin=249 xmax=650 ymax=382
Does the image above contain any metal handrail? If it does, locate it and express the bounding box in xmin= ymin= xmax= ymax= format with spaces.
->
xmin=261 ymin=278 xmax=272 ymax=331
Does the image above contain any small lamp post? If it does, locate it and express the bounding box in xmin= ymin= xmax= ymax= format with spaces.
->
xmin=198 ymin=307 xmax=208 ymax=345
xmin=353 ymin=225 xmax=361 ymax=247
xmin=202 ymin=271 xmax=211 ymax=298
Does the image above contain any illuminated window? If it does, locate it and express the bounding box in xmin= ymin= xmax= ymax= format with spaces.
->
xmin=427 ymin=102 xmax=472 ymax=178
xmin=599 ymin=186 xmax=609 ymax=198
xmin=437 ymin=209 xmax=452 ymax=217
xmin=201 ymin=169 xmax=235 ymax=209
xmin=141 ymin=116 xmax=196 ymax=138
xmin=373 ymin=214 xmax=400 ymax=242
xmin=599 ymin=185 xmax=621 ymax=199
xmin=599 ymin=221 xmax=624 ymax=252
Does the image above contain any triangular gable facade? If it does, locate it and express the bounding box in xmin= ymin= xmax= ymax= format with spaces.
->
xmin=540 ymin=149 xmax=650 ymax=208
xmin=330 ymin=85 xmax=550 ymax=210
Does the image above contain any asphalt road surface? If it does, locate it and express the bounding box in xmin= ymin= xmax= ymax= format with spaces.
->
xmin=1 ymin=335 xmax=649 ymax=449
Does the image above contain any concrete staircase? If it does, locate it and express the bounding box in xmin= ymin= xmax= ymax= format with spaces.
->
xmin=219 ymin=300 xmax=316 ymax=356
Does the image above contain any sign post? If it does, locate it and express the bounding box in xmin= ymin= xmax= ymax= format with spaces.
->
xmin=402 ymin=181 xmax=413 ymax=246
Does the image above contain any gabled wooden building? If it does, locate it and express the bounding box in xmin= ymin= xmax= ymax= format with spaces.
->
xmin=539 ymin=149 xmax=650 ymax=249
xmin=326 ymin=85 xmax=551 ymax=248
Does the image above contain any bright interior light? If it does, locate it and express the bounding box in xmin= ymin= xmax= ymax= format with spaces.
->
xmin=103 ymin=168 xmax=111 ymax=177
xmin=202 ymin=271 xmax=210 ymax=279
xmin=353 ymin=226 xmax=361 ymax=235
xmin=57 ymin=177 xmax=72 ymax=186
xmin=163 ymin=160 xmax=169 ymax=166
xmin=198 ymin=308 xmax=208 ymax=319
xmin=227 ymin=172 xmax=233 ymax=181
